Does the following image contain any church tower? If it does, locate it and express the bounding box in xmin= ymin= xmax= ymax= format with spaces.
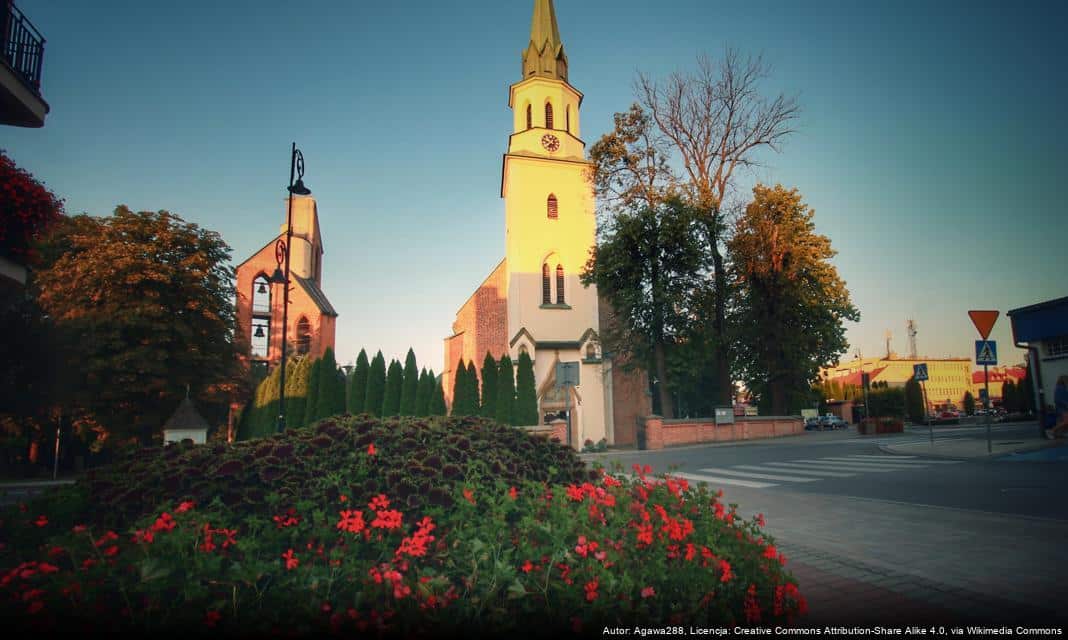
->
xmin=502 ymin=0 xmax=607 ymax=446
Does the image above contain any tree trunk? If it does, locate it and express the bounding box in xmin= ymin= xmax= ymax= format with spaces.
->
xmin=653 ymin=341 xmax=674 ymax=419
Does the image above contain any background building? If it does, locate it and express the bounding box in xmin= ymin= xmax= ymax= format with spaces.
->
xmin=971 ymin=366 xmax=1026 ymax=408
xmin=235 ymin=194 xmax=337 ymax=375
xmin=1009 ymin=296 xmax=1068 ymax=430
xmin=822 ymin=354 xmax=972 ymax=411
xmin=1 ymin=1 xmax=49 ymax=128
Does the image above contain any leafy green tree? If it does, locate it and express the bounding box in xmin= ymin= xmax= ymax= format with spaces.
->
xmin=302 ymin=356 xmax=323 ymax=427
xmin=284 ymin=356 xmax=311 ymax=428
xmin=963 ymin=391 xmax=976 ymax=416
xmin=399 ymin=348 xmax=419 ymax=416
xmin=496 ymin=355 xmax=516 ymax=426
xmin=363 ymin=351 xmax=386 ymax=417
xmin=429 ymin=371 xmax=446 ymax=416
xmin=582 ymin=197 xmax=707 ymax=418
xmin=451 ymin=359 xmax=468 ymax=416
xmin=867 ymin=387 xmax=905 ymax=419
xmin=515 ymin=351 xmax=539 ymax=426
xmin=33 ymin=207 xmax=243 ymax=446
xmin=1001 ymin=379 xmax=1017 ymax=413
xmin=904 ymin=377 xmax=925 ymax=423
xmin=347 ymin=349 xmax=369 ymax=414
xmin=479 ymin=353 xmax=499 ymax=419
xmin=382 ymin=359 xmax=404 ymax=417
xmin=727 ymin=185 xmax=859 ymax=415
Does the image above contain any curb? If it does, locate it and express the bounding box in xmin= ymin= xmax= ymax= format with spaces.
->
xmin=878 ymin=439 xmax=1068 ymax=461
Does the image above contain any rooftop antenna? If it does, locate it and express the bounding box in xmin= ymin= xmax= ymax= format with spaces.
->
xmin=907 ymin=319 xmax=918 ymax=359
xmin=884 ymin=329 xmax=893 ymax=358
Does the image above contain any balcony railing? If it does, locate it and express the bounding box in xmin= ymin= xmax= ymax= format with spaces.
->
xmin=3 ymin=1 xmax=45 ymax=95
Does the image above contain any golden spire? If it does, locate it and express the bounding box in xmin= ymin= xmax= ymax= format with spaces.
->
xmin=522 ymin=0 xmax=568 ymax=81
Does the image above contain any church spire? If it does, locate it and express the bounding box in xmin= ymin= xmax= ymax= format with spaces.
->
xmin=522 ymin=0 xmax=568 ymax=82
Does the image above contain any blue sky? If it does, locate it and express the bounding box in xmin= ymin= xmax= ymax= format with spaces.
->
xmin=6 ymin=0 xmax=1066 ymax=374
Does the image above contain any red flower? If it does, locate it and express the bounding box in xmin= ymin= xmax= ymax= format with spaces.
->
xmin=368 ymin=443 xmax=377 ymax=456
xmin=133 ymin=529 xmax=155 ymax=545
xmin=369 ymin=494 xmax=390 ymax=511
xmin=756 ymin=513 xmax=766 ymax=528
xmin=176 ymin=501 xmax=196 ymax=513
xmin=337 ymin=510 xmax=366 ymax=534
xmin=282 ymin=549 xmax=299 ymax=570
xmin=273 ymin=508 xmax=300 ymax=529
xmin=508 ymin=486 xmax=518 ymax=500
xmin=521 ymin=560 xmax=534 ymax=573
xmin=719 ymin=559 xmax=733 ymax=583
xmin=641 ymin=586 xmax=656 ymax=599
xmin=371 ymin=509 xmax=403 ymax=530
xmin=38 ymin=562 xmax=59 ymax=575
xmin=763 ymin=544 xmax=778 ymax=560
xmin=151 ymin=513 xmax=176 ymax=533
xmin=33 ymin=515 xmax=47 ymax=527
xmin=462 ymin=488 xmax=475 ymax=504
xmin=93 ymin=531 xmax=118 ymax=548
xmin=584 ymin=579 xmax=599 ymax=602
xmin=565 ymin=484 xmax=585 ymax=502
xmin=339 ymin=494 xmax=348 ymax=503
xmin=103 ymin=545 xmax=119 ymax=557
xmin=204 ymin=610 xmax=222 ymax=628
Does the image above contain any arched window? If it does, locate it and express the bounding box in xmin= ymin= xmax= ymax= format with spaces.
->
xmin=547 ymin=194 xmax=558 ymax=219
xmin=296 ymin=317 xmax=311 ymax=355
xmin=252 ymin=274 xmax=271 ymax=314
xmin=545 ymin=102 xmax=554 ymax=129
xmin=250 ymin=318 xmax=269 ymax=358
xmin=526 ymin=104 xmax=532 ymax=130
xmin=586 ymin=343 xmax=596 ymax=360
xmin=519 ymin=344 xmax=529 ymax=357
xmin=566 ymin=105 xmax=571 ymax=133
xmin=555 ymin=264 xmax=565 ymax=304
xmin=542 ymin=264 xmax=551 ymax=304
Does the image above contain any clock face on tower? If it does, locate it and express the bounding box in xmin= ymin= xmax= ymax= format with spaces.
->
xmin=541 ymin=134 xmax=560 ymax=153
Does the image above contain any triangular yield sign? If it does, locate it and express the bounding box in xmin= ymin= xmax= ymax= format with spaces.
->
xmin=968 ymin=310 xmax=999 ymax=340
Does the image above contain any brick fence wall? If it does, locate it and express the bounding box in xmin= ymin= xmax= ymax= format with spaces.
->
xmin=642 ymin=416 xmax=804 ymax=450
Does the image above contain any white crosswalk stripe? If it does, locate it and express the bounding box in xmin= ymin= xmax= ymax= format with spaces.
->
xmin=765 ymin=460 xmax=904 ymax=473
xmin=795 ymin=458 xmax=921 ymax=471
xmin=671 ymin=471 xmax=778 ymax=489
xmin=697 ymin=468 xmax=819 ymax=483
xmin=841 ymin=455 xmax=962 ymax=465
xmin=816 ymin=457 xmax=948 ymax=468
xmin=733 ymin=464 xmax=856 ymax=478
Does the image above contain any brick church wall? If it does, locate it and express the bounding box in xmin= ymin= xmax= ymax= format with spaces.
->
xmin=598 ymin=298 xmax=650 ymax=447
xmin=443 ymin=260 xmax=509 ymax=408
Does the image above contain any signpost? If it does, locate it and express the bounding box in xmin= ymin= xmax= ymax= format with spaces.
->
xmin=555 ymin=362 xmax=580 ymax=447
xmin=968 ymin=310 xmax=999 ymax=453
xmin=913 ymin=363 xmax=932 ymax=443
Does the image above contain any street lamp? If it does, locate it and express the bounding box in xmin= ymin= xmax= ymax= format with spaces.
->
xmin=271 ymin=142 xmax=311 ymax=433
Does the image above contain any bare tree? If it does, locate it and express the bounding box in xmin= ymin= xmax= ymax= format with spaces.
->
xmin=637 ymin=49 xmax=800 ymax=405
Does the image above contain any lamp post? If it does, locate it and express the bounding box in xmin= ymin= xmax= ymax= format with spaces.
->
xmin=269 ymin=142 xmax=311 ymax=433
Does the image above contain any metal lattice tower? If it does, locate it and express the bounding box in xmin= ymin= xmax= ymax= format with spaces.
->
xmin=907 ymin=319 xmax=918 ymax=359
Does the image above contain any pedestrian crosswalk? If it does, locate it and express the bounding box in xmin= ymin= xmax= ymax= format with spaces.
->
xmin=674 ymin=454 xmax=963 ymax=490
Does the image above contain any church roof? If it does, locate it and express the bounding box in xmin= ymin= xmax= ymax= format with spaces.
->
xmin=529 ymin=0 xmax=562 ymax=55
xmin=294 ymin=274 xmax=338 ymax=317
xmin=163 ymin=396 xmax=211 ymax=431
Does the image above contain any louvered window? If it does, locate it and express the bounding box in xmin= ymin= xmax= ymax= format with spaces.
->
xmin=547 ymin=194 xmax=558 ymax=219
xmin=526 ymin=104 xmax=532 ymax=130
xmin=542 ymin=264 xmax=551 ymax=304
xmin=545 ymin=103 xmax=554 ymax=129
xmin=566 ymin=106 xmax=571 ymax=132
xmin=555 ymin=264 xmax=565 ymax=304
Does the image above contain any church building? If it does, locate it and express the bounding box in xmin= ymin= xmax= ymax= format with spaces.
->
xmin=444 ymin=0 xmax=649 ymax=448
xmin=235 ymin=193 xmax=338 ymax=375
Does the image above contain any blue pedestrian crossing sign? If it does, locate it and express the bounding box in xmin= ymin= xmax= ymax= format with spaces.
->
xmin=913 ymin=363 xmax=929 ymax=381
xmin=975 ymin=340 xmax=997 ymax=366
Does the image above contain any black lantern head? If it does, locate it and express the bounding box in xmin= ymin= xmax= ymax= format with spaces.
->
xmin=288 ymin=179 xmax=311 ymax=196
xmin=269 ymin=267 xmax=287 ymax=284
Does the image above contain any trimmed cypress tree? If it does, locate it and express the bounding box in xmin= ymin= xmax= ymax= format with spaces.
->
xmin=315 ymin=348 xmax=346 ymax=420
xmin=363 ymin=351 xmax=387 ymax=417
xmin=451 ymin=359 xmax=468 ymax=416
xmin=284 ymin=356 xmax=309 ymax=429
xmin=466 ymin=360 xmax=480 ymax=416
xmin=400 ymin=348 xmax=419 ymax=416
xmin=479 ymin=352 xmax=498 ymax=419
xmin=515 ymin=351 xmax=538 ymax=426
xmin=348 ymin=349 xmax=369 ymax=414
xmin=302 ymin=356 xmax=323 ymax=427
xmin=429 ymin=372 xmax=447 ymax=416
xmin=496 ymin=355 xmax=516 ymax=426
xmin=415 ymin=368 xmax=431 ymax=416
xmin=382 ymin=359 xmax=404 ymax=417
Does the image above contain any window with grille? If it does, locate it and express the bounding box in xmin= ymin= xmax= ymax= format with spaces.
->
xmin=542 ymin=264 xmax=551 ymax=304
xmin=296 ymin=317 xmax=311 ymax=355
xmin=545 ymin=102 xmax=554 ymax=129
xmin=1048 ymin=336 xmax=1068 ymax=358
xmin=526 ymin=104 xmax=532 ymax=130
xmin=556 ymin=264 xmax=565 ymax=304
xmin=252 ymin=274 xmax=271 ymax=314
xmin=547 ymin=194 xmax=558 ymax=219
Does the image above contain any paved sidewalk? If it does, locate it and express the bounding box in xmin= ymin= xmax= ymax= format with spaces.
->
xmin=880 ymin=429 xmax=1068 ymax=459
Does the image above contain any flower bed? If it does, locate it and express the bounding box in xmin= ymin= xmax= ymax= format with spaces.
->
xmin=0 ymin=415 xmax=805 ymax=634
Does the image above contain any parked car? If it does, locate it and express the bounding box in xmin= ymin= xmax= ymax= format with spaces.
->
xmin=816 ymin=414 xmax=847 ymax=430
xmin=804 ymin=417 xmax=821 ymax=431
xmin=826 ymin=415 xmax=848 ymax=429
